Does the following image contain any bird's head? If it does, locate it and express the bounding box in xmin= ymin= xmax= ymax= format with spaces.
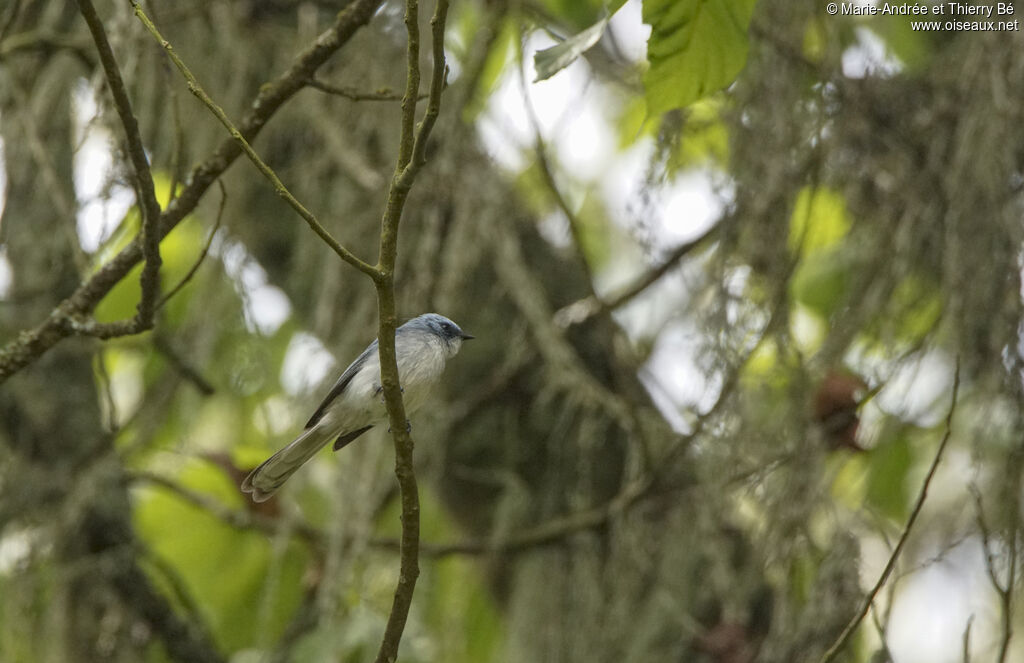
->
xmin=406 ymin=313 xmax=474 ymax=356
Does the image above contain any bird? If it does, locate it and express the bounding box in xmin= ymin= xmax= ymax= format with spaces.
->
xmin=241 ymin=313 xmax=473 ymax=502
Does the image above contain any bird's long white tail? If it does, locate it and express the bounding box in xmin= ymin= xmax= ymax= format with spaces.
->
xmin=241 ymin=425 xmax=333 ymax=502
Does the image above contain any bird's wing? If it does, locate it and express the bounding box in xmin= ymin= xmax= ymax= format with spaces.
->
xmin=304 ymin=339 xmax=379 ymax=429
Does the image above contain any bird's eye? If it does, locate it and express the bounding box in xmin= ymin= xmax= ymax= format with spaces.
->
xmin=442 ymin=323 xmax=453 ymax=334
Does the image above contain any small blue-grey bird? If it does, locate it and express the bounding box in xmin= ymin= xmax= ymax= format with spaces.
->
xmin=242 ymin=313 xmax=473 ymax=502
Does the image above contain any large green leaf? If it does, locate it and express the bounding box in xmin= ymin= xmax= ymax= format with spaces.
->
xmin=643 ymin=0 xmax=758 ymax=114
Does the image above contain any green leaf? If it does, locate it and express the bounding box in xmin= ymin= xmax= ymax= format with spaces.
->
xmin=534 ymin=11 xmax=612 ymax=81
xmin=643 ymin=0 xmax=758 ymax=114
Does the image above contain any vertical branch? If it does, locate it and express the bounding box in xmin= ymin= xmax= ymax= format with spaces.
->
xmin=373 ymin=0 xmax=449 ymax=661
xmin=75 ymin=0 xmax=163 ymax=330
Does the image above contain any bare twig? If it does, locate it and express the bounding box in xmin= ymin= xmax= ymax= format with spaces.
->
xmin=819 ymin=359 xmax=962 ymax=663
xmin=95 ymin=350 xmax=119 ymax=432
xmin=130 ymin=1 xmax=378 ymax=280
xmin=0 ymin=0 xmax=385 ymax=383
xmin=372 ymin=1 xmax=449 ymax=660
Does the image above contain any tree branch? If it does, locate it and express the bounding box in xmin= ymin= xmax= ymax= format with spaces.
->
xmin=373 ymin=1 xmax=449 ymax=661
xmin=820 ymin=359 xmax=961 ymax=663
xmin=0 ymin=0 xmax=385 ymax=384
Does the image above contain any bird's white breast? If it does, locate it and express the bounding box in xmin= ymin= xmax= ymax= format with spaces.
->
xmin=318 ymin=333 xmax=451 ymax=435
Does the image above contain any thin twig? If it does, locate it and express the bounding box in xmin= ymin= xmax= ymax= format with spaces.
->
xmin=95 ymin=350 xmax=119 ymax=432
xmin=372 ymin=1 xmax=449 ymax=661
xmin=819 ymin=358 xmax=962 ymax=663
xmin=140 ymin=545 xmax=219 ymax=645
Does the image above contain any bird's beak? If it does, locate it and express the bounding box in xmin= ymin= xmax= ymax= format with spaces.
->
xmin=461 ymin=333 xmax=475 ymax=340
